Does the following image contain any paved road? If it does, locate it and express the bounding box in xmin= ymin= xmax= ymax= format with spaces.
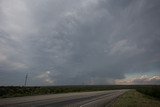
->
xmin=0 ymin=90 xmax=128 ymax=107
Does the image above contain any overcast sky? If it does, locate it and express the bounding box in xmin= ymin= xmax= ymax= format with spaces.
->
xmin=0 ymin=0 xmax=160 ymax=86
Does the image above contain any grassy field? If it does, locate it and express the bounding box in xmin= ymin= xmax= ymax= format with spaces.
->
xmin=113 ymin=90 xmax=160 ymax=107
xmin=136 ymin=85 xmax=160 ymax=98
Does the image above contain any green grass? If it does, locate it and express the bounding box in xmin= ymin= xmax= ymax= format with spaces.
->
xmin=113 ymin=90 xmax=160 ymax=107
xmin=136 ymin=86 xmax=160 ymax=98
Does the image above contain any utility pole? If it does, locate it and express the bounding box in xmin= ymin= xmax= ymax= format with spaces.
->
xmin=24 ymin=73 xmax=28 ymax=86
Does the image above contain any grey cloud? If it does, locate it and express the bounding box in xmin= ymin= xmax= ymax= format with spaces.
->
xmin=0 ymin=0 xmax=160 ymax=85
xmin=132 ymin=76 xmax=160 ymax=85
xmin=115 ymin=75 xmax=160 ymax=85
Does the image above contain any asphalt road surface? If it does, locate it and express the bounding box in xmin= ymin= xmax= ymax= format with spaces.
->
xmin=0 ymin=89 xmax=128 ymax=107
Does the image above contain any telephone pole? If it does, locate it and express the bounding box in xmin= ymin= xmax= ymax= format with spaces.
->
xmin=24 ymin=73 xmax=28 ymax=86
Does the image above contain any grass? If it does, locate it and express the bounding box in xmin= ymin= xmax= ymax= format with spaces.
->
xmin=136 ymin=85 xmax=160 ymax=98
xmin=113 ymin=90 xmax=160 ymax=107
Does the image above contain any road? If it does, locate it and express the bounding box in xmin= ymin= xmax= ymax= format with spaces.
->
xmin=0 ymin=89 xmax=128 ymax=107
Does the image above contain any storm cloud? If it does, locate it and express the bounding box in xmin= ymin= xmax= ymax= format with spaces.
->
xmin=115 ymin=75 xmax=160 ymax=85
xmin=0 ymin=0 xmax=160 ymax=85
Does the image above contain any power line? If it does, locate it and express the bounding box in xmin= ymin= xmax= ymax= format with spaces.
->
xmin=24 ymin=73 xmax=28 ymax=86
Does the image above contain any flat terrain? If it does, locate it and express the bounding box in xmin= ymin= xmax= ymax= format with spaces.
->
xmin=113 ymin=90 xmax=160 ymax=107
xmin=0 ymin=90 xmax=127 ymax=107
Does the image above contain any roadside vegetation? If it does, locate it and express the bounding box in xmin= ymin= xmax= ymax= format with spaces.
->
xmin=0 ymin=85 xmax=159 ymax=98
xmin=136 ymin=85 xmax=160 ymax=98
xmin=0 ymin=85 xmax=109 ymax=98
xmin=113 ymin=90 xmax=160 ymax=107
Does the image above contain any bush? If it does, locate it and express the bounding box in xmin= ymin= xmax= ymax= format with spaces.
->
xmin=136 ymin=85 xmax=160 ymax=98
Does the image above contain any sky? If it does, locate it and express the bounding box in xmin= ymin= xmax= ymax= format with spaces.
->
xmin=0 ymin=0 xmax=160 ymax=86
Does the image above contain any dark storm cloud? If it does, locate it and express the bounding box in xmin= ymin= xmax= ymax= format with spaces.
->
xmin=0 ymin=0 xmax=160 ymax=85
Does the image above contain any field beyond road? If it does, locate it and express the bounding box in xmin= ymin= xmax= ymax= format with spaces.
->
xmin=113 ymin=90 xmax=160 ymax=107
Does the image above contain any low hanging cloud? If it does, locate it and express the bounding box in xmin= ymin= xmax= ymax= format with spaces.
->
xmin=0 ymin=0 xmax=160 ymax=85
xmin=36 ymin=71 xmax=55 ymax=85
xmin=115 ymin=75 xmax=160 ymax=85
